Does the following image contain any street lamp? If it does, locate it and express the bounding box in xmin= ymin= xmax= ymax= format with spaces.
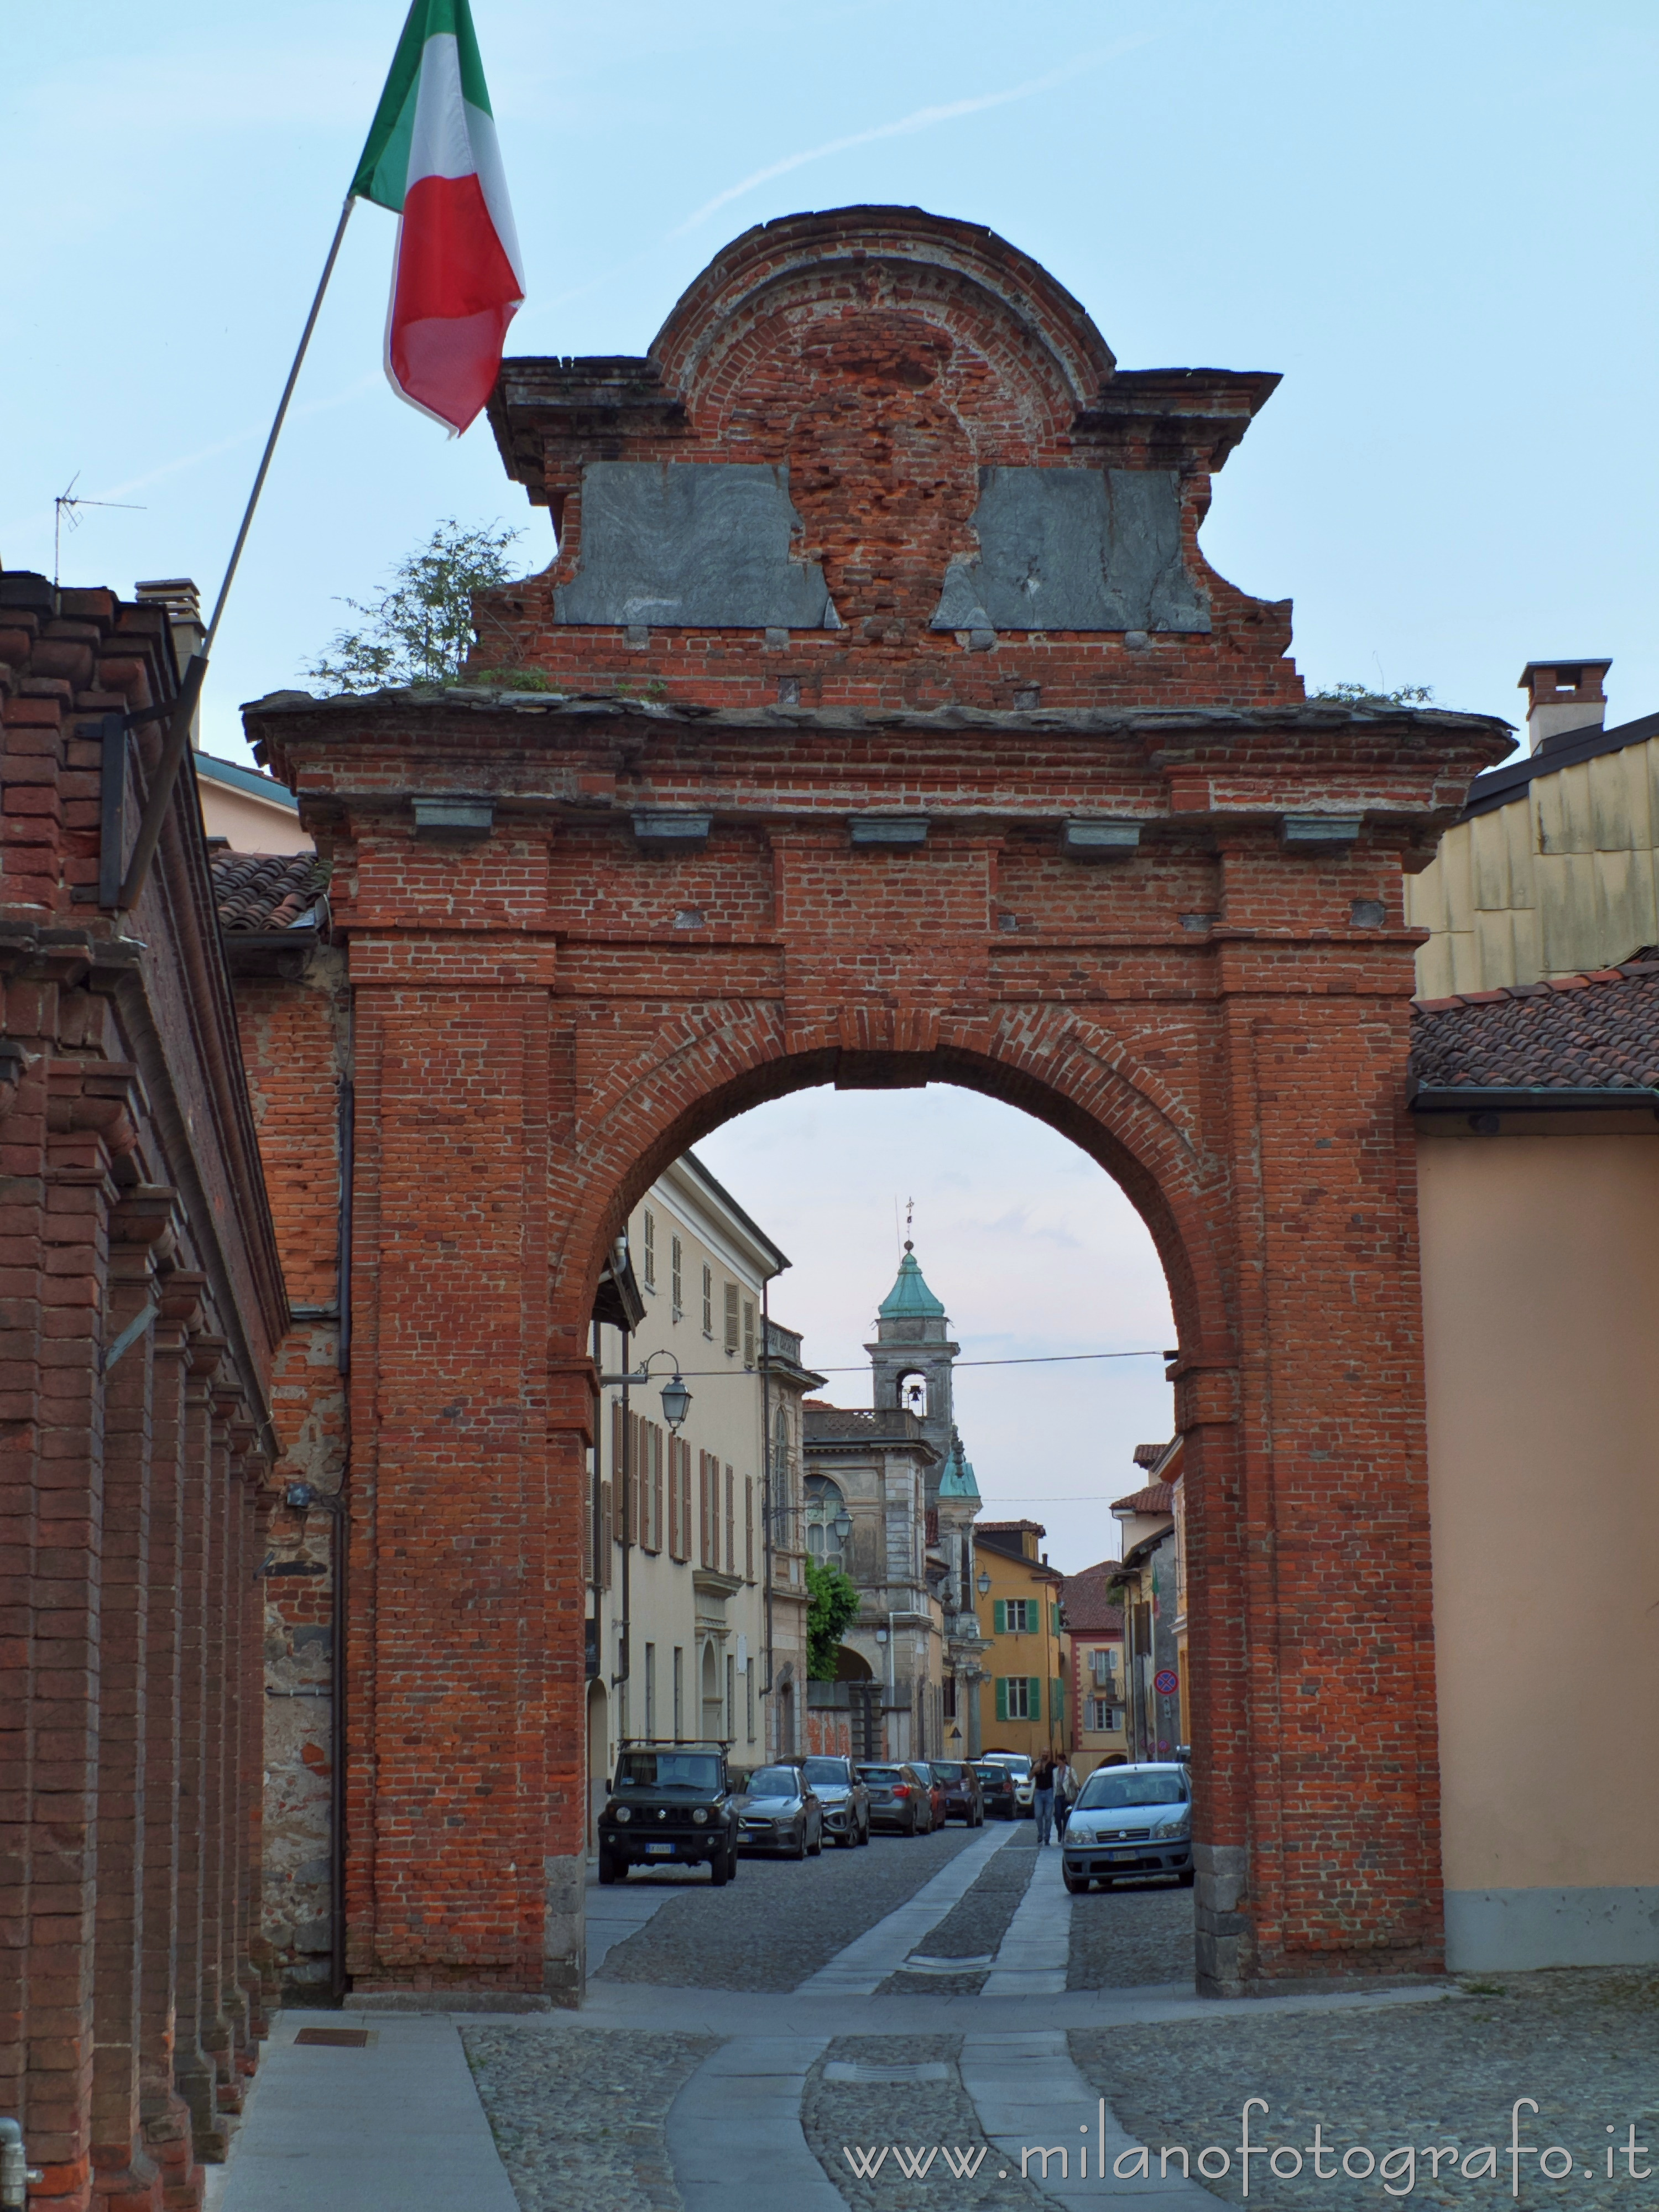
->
xmin=599 ymin=1347 xmax=692 ymax=1432
xmin=976 ymin=1569 xmax=992 ymax=1597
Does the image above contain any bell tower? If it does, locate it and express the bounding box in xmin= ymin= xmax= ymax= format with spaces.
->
xmin=866 ymin=1241 xmax=959 ymax=1481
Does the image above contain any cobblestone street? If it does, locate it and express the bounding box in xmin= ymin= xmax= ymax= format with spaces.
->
xmin=221 ymin=1840 xmax=1659 ymax=2212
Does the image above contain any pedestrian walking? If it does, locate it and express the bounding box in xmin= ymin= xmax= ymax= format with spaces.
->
xmin=1053 ymin=1753 xmax=1076 ymax=1839
xmin=1032 ymin=1752 xmax=1056 ymax=1845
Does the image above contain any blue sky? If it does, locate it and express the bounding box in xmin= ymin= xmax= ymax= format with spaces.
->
xmin=7 ymin=3 xmax=1653 ymax=1567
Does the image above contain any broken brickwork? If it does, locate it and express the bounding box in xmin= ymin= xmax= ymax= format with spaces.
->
xmin=0 ymin=574 xmax=286 ymax=2208
xmin=243 ymin=208 xmax=1514 ymax=2005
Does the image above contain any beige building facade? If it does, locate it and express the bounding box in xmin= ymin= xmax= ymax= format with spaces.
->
xmin=1411 ymin=959 xmax=1659 ymax=1968
xmin=587 ymin=1152 xmax=816 ymax=1838
xmin=1408 ymin=660 xmax=1659 ymax=997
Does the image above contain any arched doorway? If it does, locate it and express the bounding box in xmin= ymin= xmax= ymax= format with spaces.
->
xmin=248 ymin=204 xmax=1509 ymax=2008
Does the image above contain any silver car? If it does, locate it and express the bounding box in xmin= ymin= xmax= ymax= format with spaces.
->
xmin=800 ymin=1754 xmax=871 ymax=1847
xmin=1061 ymin=1761 xmax=1192 ymax=1892
xmin=734 ymin=1764 xmax=823 ymax=1859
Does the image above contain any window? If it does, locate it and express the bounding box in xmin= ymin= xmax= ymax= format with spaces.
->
xmin=649 ymin=1425 xmax=664 ymax=1552
xmin=942 ymin=1673 xmax=957 ymax=1720
xmin=745 ymin=1659 xmax=756 ymax=1744
xmin=744 ymin=1475 xmax=754 ymax=1581
xmin=644 ymin=1644 xmax=656 ymax=1736
xmin=642 ymin=1208 xmax=656 ymax=1290
xmin=725 ymin=1653 xmax=735 ymax=1742
xmin=805 ymin=1474 xmax=848 ymax=1568
xmin=702 ymin=1264 xmax=713 ymax=1337
xmin=724 ymin=1464 xmax=735 ymax=1574
xmin=671 ymin=1234 xmax=683 ymax=1318
xmin=1084 ymin=1698 xmax=1121 ymax=1733
xmin=1091 ymin=1647 xmax=1119 ymax=1687
xmin=996 ymin=1675 xmax=1037 ymax=1721
xmin=699 ymin=1453 xmax=713 ymax=1567
xmin=723 ymin=1281 xmax=739 ymax=1355
xmin=993 ymin=1598 xmax=1036 ymax=1635
xmin=672 ymin=1647 xmax=684 ymax=1739
xmin=742 ymin=1299 xmax=755 ymax=1368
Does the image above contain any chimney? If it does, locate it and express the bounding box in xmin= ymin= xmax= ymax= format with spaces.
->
xmin=134 ymin=579 xmax=205 ymax=749
xmin=1518 ymin=658 xmax=1611 ymax=756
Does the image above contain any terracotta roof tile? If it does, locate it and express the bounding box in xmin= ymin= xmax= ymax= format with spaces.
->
xmin=1110 ymin=1481 xmax=1174 ymax=1515
xmin=1410 ymin=962 xmax=1659 ymax=1093
xmin=1060 ymin=1561 xmax=1126 ymax=1635
xmin=210 ymin=849 xmax=330 ymax=933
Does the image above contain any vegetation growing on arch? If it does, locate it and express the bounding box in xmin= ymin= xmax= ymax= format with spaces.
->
xmin=304 ymin=518 xmax=525 ymax=691
xmin=806 ymin=1558 xmax=861 ymax=1681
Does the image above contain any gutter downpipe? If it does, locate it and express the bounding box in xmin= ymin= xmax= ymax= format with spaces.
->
xmin=330 ymin=1004 xmax=354 ymax=2006
xmin=615 ymin=1324 xmax=630 ymax=1729
xmin=760 ymin=1278 xmax=774 ymax=1750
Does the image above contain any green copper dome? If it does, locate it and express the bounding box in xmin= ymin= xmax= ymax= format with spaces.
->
xmin=938 ymin=1437 xmax=980 ymax=1499
xmin=879 ymin=1243 xmax=947 ymax=1320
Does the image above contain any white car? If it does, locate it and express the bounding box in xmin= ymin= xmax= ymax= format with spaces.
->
xmin=1061 ymin=1762 xmax=1192 ymax=1892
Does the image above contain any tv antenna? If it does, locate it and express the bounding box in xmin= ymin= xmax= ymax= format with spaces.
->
xmin=54 ymin=474 xmax=144 ymax=588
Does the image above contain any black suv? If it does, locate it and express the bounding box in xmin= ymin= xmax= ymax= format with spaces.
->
xmin=597 ymin=1741 xmax=740 ymax=1885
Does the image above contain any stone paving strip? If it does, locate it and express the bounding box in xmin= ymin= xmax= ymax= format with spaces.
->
xmin=874 ymin=1828 xmax=1037 ymax=1997
xmin=1070 ymin=1966 xmax=1659 ymax=2208
xmin=1067 ymin=1878 xmax=1194 ymax=1991
xmin=216 ymin=2012 xmax=518 ymax=2212
xmin=797 ymin=1822 xmax=1020 ymax=1995
xmin=601 ymin=1824 xmax=984 ymax=1992
xmin=960 ymin=2030 xmax=1209 ymax=2205
xmin=983 ymin=1838 xmax=1073 ymax=1996
xmin=465 ymin=2025 xmax=714 ymax=2212
xmin=669 ymin=2034 xmax=844 ymax=2212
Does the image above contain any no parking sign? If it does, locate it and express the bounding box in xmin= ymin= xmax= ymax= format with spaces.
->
xmin=1154 ymin=1667 xmax=1180 ymax=1697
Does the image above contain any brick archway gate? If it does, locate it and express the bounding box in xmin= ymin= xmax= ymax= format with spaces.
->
xmin=247 ymin=207 xmax=1507 ymax=2004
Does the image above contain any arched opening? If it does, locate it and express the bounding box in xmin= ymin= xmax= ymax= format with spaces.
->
xmin=804 ymin=1473 xmax=851 ymax=1571
xmin=834 ymin=1645 xmax=874 ymax=1682
xmin=699 ymin=1639 xmax=721 ymax=1743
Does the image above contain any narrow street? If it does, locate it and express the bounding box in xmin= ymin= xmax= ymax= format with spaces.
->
xmin=213 ymin=1829 xmax=1659 ymax=2210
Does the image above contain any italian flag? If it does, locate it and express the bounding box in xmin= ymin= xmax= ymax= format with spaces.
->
xmin=352 ymin=0 xmax=524 ymax=435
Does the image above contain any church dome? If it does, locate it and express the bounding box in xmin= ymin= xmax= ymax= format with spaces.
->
xmin=878 ymin=1242 xmax=947 ymax=1320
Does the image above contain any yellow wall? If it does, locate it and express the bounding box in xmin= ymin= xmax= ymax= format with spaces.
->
xmin=1418 ymin=1117 xmax=1659 ymax=1966
xmin=973 ymin=1546 xmax=1065 ymax=1760
xmin=1407 ymin=731 xmax=1659 ymax=995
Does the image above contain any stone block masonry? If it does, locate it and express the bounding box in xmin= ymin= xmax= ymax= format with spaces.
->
xmin=0 ymin=573 xmax=286 ymax=2208
xmin=242 ymin=206 xmax=1516 ymax=2007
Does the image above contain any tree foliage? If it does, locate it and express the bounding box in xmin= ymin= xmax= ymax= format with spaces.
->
xmin=305 ymin=518 xmax=524 ymax=692
xmin=805 ymin=1558 xmax=861 ymax=1681
xmin=1311 ymin=680 xmax=1436 ymax=709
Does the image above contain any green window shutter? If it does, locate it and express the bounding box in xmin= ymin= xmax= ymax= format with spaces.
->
xmin=1052 ymin=1677 xmax=1063 ymax=1723
xmin=1029 ymin=1677 xmax=1042 ymax=1719
xmin=993 ymin=1599 xmax=1006 ymax=1635
xmin=995 ymin=1676 xmax=1008 ymax=1723
xmin=1052 ymin=1603 xmax=1061 ymax=1637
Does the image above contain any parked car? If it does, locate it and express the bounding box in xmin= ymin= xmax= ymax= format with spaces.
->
xmin=597 ymin=1741 xmax=740 ymax=1886
xmin=800 ymin=1755 xmax=871 ymax=1848
xmin=972 ymin=1760 xmax=1018 ymax=1819
xmin=922 ymin=1757 xmax=983 ymax=1825
xmin=907 ymin=1760 xmax=950 ymax=1830
xmin=1060 ymin=1761 xmax=1193 ymax=1893
xmin=979 ymin=1750 xmax=1036 ymax=1817
xmin=734 ymin=1763 xmax=823 ymax=1859
xmin=857 ymin=1761 xmax=933 ymax=1834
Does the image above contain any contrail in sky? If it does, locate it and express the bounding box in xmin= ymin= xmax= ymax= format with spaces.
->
xmin=669 ymin=34 xmax=1157 ymax=240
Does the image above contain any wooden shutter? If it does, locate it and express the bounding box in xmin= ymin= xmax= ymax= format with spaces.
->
xmin=743 ymin=1300 xmax=755 ymax=1366
xmin=582 ymin=1465 xmax=593 ymax=1582
xmin=599 ymin=1483 xmax=613 ymax=1588
xmin=993 ymin=1599 xmax=1006 ymax=1635
xmin=680 ymin=1442 xmax=692 ymax=1563
xmin=995 ymin=1676 xmax=1008 ymax=1722
xmin=724 ymin=1464 xmax=734 ymax=1572
xmin=654 ymin=1427 xmax=665 ymax=1551
xmin=744 ymin=1476 xmax=754 ymax=1580
xmin=723 ymin=1281 xmax=739 ymax=1354
xmin=699 ymin=1453 xmax=711 ymax=1567
xmin=1030 ymin=1677 xmax=1042 ymax=1719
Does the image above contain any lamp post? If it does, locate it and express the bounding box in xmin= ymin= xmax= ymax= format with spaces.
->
xmin=598 ymin=1348 xmax=693 ymax=1432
